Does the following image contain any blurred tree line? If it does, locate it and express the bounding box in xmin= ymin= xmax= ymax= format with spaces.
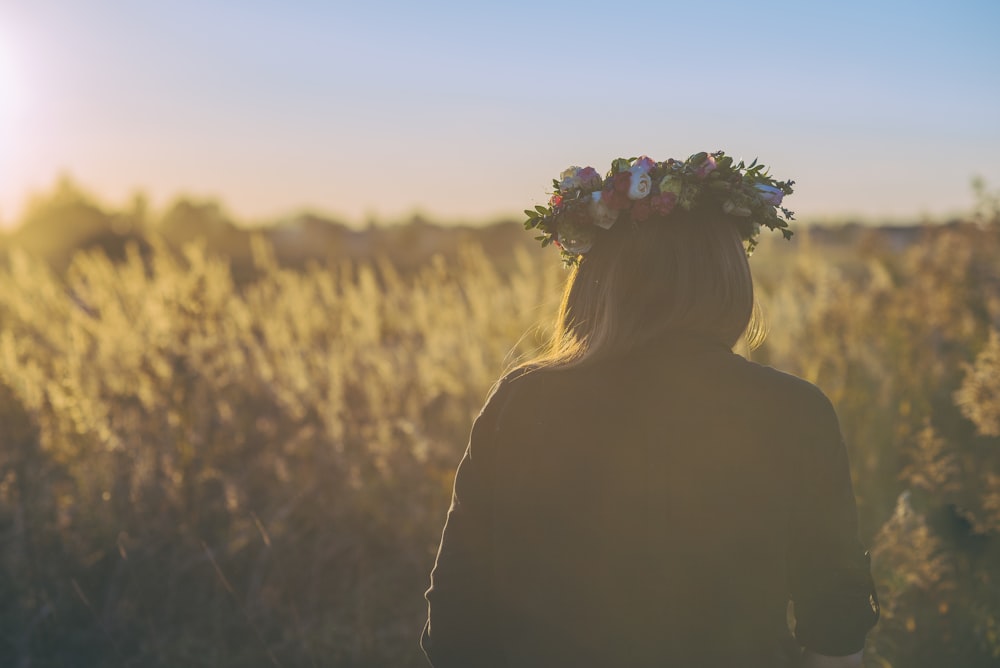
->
xmin=0 ymin=176 xmax=530 ymax=280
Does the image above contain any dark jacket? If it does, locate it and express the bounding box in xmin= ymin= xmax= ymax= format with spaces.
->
xmin=422 ymin=335 xmax=879 ymax=668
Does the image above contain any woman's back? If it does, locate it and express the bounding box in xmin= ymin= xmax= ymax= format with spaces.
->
xmin=424 ymin=335 xmax=877 ymax=667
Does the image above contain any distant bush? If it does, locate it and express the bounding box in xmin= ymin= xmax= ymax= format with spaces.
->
xmin=756 ymin=222 xmax=1000 ymax=666
xmin=0 ymin=176 xmax=531 ymax=280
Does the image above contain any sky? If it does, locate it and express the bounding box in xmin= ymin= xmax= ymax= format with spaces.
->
xmin=1 ymin=0 xmax=999 ymax=228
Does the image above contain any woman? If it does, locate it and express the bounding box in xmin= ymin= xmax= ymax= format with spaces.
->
xmin=421 ymin=153 xmax=879 ymax=668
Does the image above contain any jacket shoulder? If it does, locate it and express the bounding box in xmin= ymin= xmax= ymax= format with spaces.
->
xmin=473 ymin=364 xmax=543 ymax=434
xmin=732 ymin=356 xmax=839 ymax=423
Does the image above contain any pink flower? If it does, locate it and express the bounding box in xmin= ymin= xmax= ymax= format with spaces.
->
xmin=633 ymin=156 xmax=656 ymax=173
xmin=693 ymin=154 xmax=717 ymax=179
xmin=577 ymin=166 xmax=602 ymax=190
xmin=559 ymin=165 xmax=603 ymax=193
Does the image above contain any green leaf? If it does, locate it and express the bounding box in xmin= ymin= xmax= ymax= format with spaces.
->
xmin=611 ymin=158 xmax=631 ymax=174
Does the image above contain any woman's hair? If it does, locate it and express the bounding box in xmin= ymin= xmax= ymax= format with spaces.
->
xmin=525 ymin=206 xmax=764 ymax=371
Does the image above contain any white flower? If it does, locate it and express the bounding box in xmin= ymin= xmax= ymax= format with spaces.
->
xmin=754 ymin=183 xmax=784 ymax=206
xmin=590 ymin=191 xmax=618 ymax=229
xmin=558 ymin=166 xmax=582 ymax=192
xmin=627 ymin=168 xmax=652 ymax=200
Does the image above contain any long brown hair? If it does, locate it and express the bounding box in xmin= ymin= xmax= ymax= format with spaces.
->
xmin=524 ymin=205 xmax=763 ymax=371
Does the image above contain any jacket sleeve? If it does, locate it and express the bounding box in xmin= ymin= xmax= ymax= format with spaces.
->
xmin=421 ymin=377 xmax=520 ymax=668
xmin=787 ymin=390 xmax=880 ymax=656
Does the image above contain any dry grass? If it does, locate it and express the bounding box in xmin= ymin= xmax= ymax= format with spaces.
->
xmin=0 ymin=218 xmax=998 ymax=666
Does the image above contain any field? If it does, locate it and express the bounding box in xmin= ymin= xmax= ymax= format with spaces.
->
xmin=1 ymin=184 xmax=999 ymax=667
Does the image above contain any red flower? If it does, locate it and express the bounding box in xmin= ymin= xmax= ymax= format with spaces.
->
xmin=549 ymin=194 xmax=563 ymax=208
xmin=693 ymin=154 xmax=717 ymax=179
xmin=613 ymin=171 xmax=631 ymax=194
xmin=602 ymin=172 xmax=632 ymax=210
xmin=651 ymin=192 xmax=678 ymax=216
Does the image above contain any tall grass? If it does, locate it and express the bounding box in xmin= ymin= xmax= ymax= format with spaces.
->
xmin=0 ymin=220 xmax=997 ymax=666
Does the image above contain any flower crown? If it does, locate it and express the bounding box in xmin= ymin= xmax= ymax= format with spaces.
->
xmin=523 ymin=151 xmax=794 ymax=265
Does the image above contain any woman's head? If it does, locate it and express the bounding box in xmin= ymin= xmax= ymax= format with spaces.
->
xmin=522 ymin=152 xmax=792 ymax=368
xmin=545 ymin=206 xmax=760 ymax=367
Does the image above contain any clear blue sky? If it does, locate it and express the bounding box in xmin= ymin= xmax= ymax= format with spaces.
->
xmin=1 ymin=0 xmax=998 ymax=226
